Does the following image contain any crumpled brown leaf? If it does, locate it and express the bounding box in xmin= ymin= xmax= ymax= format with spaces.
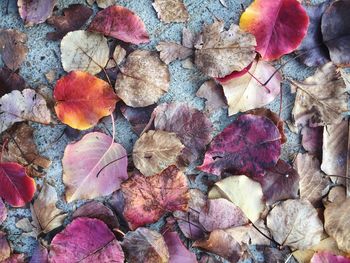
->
xmin=153 ymin=0 xmax=189 ymax=23
xmin=194 ymin=21 xmax=256 ymax=78
xmin=115 ymin=50 xmax=170 ymax=107
xmin=0 ymin=68 xmax=26 ymax=97
xmin=291 ymin=62 xmax=348 ymax=127
xmin=133 ymin=130 xmax=184 ymax=176
xmin=0 ymin=29 xmax=28 ymax=71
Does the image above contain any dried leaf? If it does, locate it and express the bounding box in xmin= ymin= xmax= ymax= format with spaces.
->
xmin=47 ymin=4 xmax=93 ymax=41
xmin=30 ymin=243 xmax=48 ymax=263
xmin=196 ymin=80 xmax=227 ymax=115
xmin=156 ymin=42 xmax=193 ymax=65
xmin=63 ymin=132 xmax=128 ymax=202
xmin=17 ymin=0 xmax=57 ymax=26
xmin=16 ymin=218 xmax=37 ymax=238
xmin=153 ymin=0 xmax=189 ymax=23
xmin=0 ymin=231 xmax=10 ymax=261
xmin=61 ymin=30 xmax=109 ymax=75
xmin=267 ymin=199 xmax=323 ymax=250
xmin=133 ymin=130 xmax=184 ymax=177
xmin=115 ymin=50 xmax=170 ymax=107
xmin=311 ymin=252 xmax=350 ymax=263
xmin=194 ymin=21 xmax=256 ymax=78
xmin=0 ymin=68 xmax=26 ymax=97
xmin=86 ymin=0 xmax=116 ymax=8
xmin=0 ymin=29 xmax=28 ymax=70
xmin=255 ymin=245 xmax=292 ymax=263
xmin=163 ymin=231 xmax=197 ymax=263
xmin=120 ymin=104 xmax=156 ymax=135
xmin=2 ymin=254 xmax=25 ymax=263
xmin=49 ymin=218 xmax=124 ymax=262
xmin=121 ymin=165 xmax=189 ymax=229
xmin=0 ymin=199 xmax=6 ymax=224
xmin=301 ymin=125 xmax=323 ymax=155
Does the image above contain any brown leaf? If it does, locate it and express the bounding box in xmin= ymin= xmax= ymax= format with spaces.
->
xmin=115 ymin=50 xmax=170 ymax=107
xmin=120 ymin=104 xmax=156 ymax=135
xmin=291 ymin=62 xmax=348 ymax=127
xmin=0 ymin=231 xmax=10 ymax=261
xmin=295 ymin=153 xmax=331 ymax=207
xmin=194 ymin=21 xmax=256 ymax=78
xmin=323 ymin=186 xmax=347 ymax=206
xmin=86 ymin=0 xmax=116 ymax=8
xmin=0 ymin=29 xmax=28 ymax=71
xmin=122 ymin=227 xmax=170 ymax=263
xmin=156 ymin=42 xmax=193 ymax=65
xmin=153 ymin=0 xmax=189 ymax=23
xmin=133 ymin=130 xmax=184 ymax=177
xmin=0 ymin=68 xmax=26 ymax=97
xmin=196 ymin=80 xmax=227 ymax=115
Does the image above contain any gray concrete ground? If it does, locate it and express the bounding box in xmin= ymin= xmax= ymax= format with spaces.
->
xmin=0 ymin=0 xmax=322 ymax=261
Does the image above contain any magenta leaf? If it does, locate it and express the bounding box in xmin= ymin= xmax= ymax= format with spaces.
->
xmin=311 ymin=252 xmax=350 ymax=263
xmin=163 ymin=231 xmax=197 ymax=263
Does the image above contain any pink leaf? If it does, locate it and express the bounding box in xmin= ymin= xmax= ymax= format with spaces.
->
xmin=311 ymin=252 xmax=350 ymax=263
xmin=163 ymin=231 xmax=197 ymax=263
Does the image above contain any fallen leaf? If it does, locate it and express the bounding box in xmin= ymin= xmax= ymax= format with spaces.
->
xmin=49 ymin=217 xmax=124 ymax=262
xmin=86 ymin=0 xmax=116 ymax=8
xmin=321 ymin=0 xmax=350 ymax=67
xmin=196 ymin=80 xmax=227 ymax=115
xmin=17 ymin=0 xmax=57 ymax=26
xmin=153 ymin=0 xmax=189 ymax=23
xmin=2 ymin=254 xmax=25 ymax=263
xmin=72 ymin=200 xmax=119 ymax=229
xmin=198 ymin=114 xmax=281 ymax=177
xmin=324 ymin=198 xmax=350 ymax=253
xmin=253 ymin=159 xmax=299 ymax=205
xmin=266 ymin=199 xmax=323 ymax=250
xmin=121 ymin=165 xmax=189 ymax=229
xmin=0 ymin=199 xmax=6 ymax=224
xmin=311 ymin=252 xmax=350 ymax=263
xmin=16 ymin=217 xmax=37 ymax=238
xmin=30 ymin=243 xmax=48 ymax=263
xmin=323 ymin=186 xmax=347 ymax=206
xmin=193 ymin=229 xmax=243 ymax=262
xmin=63 ymin=132 xmax=128 ymax=202
xmin=0 ymin=162 xmax=36 ymax=207
xmin=54 ymin=71 xmax=118 ymax=130
xmin=321 ymin=120 xmax=349 ymax=185
xmin=88 ymin=6 xmax=150 ymax=44
xmin=296 ymin=1 xmax=331 ymax=67
xmin=163 ymin=231 xmax=197 ymax=263
xmin=0 ymin=68 xmax=25 ymax=97
xmin=0 ymin=231 xmax=10 ymax=261
xmin=47 ymin=4 xmax=93 ymax=40
xmin=0 ymin=89 xmax=51 ymax=134
xmin=0 ymin=29 xmax=28 ymax=70
xmin=199 ymin=198 xmax=248 ymax=232
xmin=291 ymin=62 xmax=349 ymax=127
xmin=156 ymin=42 xmax=193 ymax=65
xmin=115 ymin=50 xmax=170 ymax=107
xmin=255 ymin=245 xmax=292 ymax=263
xmin=120 ymin=104 xmax=156 ymax=135
xmin=60 ymin=30 xmax=109 ymax=75
xmin=194 ymin=21 xmax=256 ymax=78
xmin=31 ymin=183 xmax=66 ymax=233
xmin=208 ymin=175 xmax=265 ymax=222
xmin=133 ymin=130 xmax=184 ymax=177
xmin=295 ymin=153 xmax=330 ymax=207
xmin=301 ymin=125 xmax=323 ymax=155
xmin=240 ymin=0 xmax=309 ymax=61
xmin=151 ymin=103 xmax=213 ymax=164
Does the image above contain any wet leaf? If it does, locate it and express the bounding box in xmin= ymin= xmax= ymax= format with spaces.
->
xmin=115 ymin=50 xmax=170 ymax=107
xmin=194 ymin=21 xmax=256 ymax=78
xmin=47 ymin=4 xmax=93 ymax=41
xmin=0 ymin=29 xmax=28 ymax=71
xmin=291 ymin=62 xmax=348 ymax=127
xmin=121 ymin=165 xmax=189 ymax=229
xmin=163 ymin=231 xmax=197 ymax=263
xmin=153 ymin=0 xmax=189 ymax=23
xmin=88 ymin=6 xmax=149 ymax=44
xmin=0 ymin=68 xmax=26 ymax=97
xmin=221 ymin=60 xmax=281 ymax=115
xmin=196 ymin=80 xmax=227 ymax=115
xmin=0 ymin=199 xmax=6 ymax=224
xmin=311 ymin=251 xmax=350 ymax=263
xmin=267 ymin=199 xmax=323 ymax=250
xmin=63 ymin=132 xmax=128 ymax=202
xmin=0 ymin=162 xmax=36 ymax=207
xmin=61 ymin=30 xmax=109 ymax=75
xmin=198 ymin=114 xmax=281 ymax=177
xmin=17 ymin=0 xmax=57 ymax=26
xmin=54 ymin=71 xmax=118 ymax=130
xmin=133 ymin=130 xmax=184 ymax=177
xmin=208 ymin=175 xmax=265 ymax=222
xmin=49 ymin=217 xmax=124 ymax=262
xmin=240 ymin=0 xmax=309 ymax=61
xmin=120 ymin=104 xmax=156 ymax=135
xmin=0 ymin=231 xmax=10 ymax=261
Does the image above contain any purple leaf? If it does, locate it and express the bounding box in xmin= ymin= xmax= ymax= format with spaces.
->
xmin=17 ymin=0 xmax=57 ymax=26
xmin=163 ymin=231 xmax=197 ymax=263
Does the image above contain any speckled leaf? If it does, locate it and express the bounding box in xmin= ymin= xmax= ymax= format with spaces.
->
xmin=291 ymin=63 xmax=348 ymax=127
xmin=47 ymin=4 xmax=93 ymax=40
xmin=0 ymin=199 xmax=6 ymax=224
xmin=196 ymin=80 xmax=227 ymax=115
xmin=54 ymin=71 xmax=118 ymax=130
xmin=0 ymin=89 xmax=51 ymax=134
xmin=88 ymin=6 xmax=149 ymax=44
xmin=133 ymin=130 xmax=184 ymax=177
xmin=0 ymin=162 xmax=36 ymax=207
xmin=0 ymin=29 xmax=28 ymax=71
xmin=199 ymin=198 xmax=248 ymax=232
xmin=240 ymin=0 xmax=309 ymax=61
xmin=120 ymin=104 xmax=156 ymax=135
xmin=295 ymin=153 xmax=330 ymax=207
xmin=63 ymin=132 xmax=128 ymax=202
xmin=163 ymin=231 xmax=197 ymax=263
xmin=0 ymin=68 xmax=25 ymax=97
xmin=61 ymin=30 xmax=109 ymax=75
xmin=198 ymin=114 xmax=281 ymax=177
xmin=267 ymin=199 xmax=323 ymax=250
xmin=115 ymin=50 xmax=170 ymax=107
xmin=151 ymin=103 xmax=213 ymax=164
xmin=121 ymin=165 xmax=189 ymax=229
xmin=322 ymin=0 xmax=350 ymax=67
xmin=0 ymin=231 xmax=10 ymax=261
xmin=49 ymin=218 xmax=124 ymax=263
xmin=194 ymin=21 xmax=256 ymax=78
xmin=311 ymin=251 xmax=350 ymax=263
xmin=17 ymin=0 xmax=57 ymax=26
xmin=153 ymin=0 xmax=189 ymax=23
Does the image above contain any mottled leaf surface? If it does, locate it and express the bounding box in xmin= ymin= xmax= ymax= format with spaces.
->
xmin=17 ymin=0 xmax=57 ymax=26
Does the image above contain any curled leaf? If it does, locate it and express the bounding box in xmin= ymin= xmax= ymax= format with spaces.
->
xmin=17 ymin=0 xmax=57 ymax=26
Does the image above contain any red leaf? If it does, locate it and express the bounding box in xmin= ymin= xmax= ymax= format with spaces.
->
xmin=88 ymin=6 xmax=149 ymax=45
xmin=0 ymin=162 xmax=36 ymax=207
